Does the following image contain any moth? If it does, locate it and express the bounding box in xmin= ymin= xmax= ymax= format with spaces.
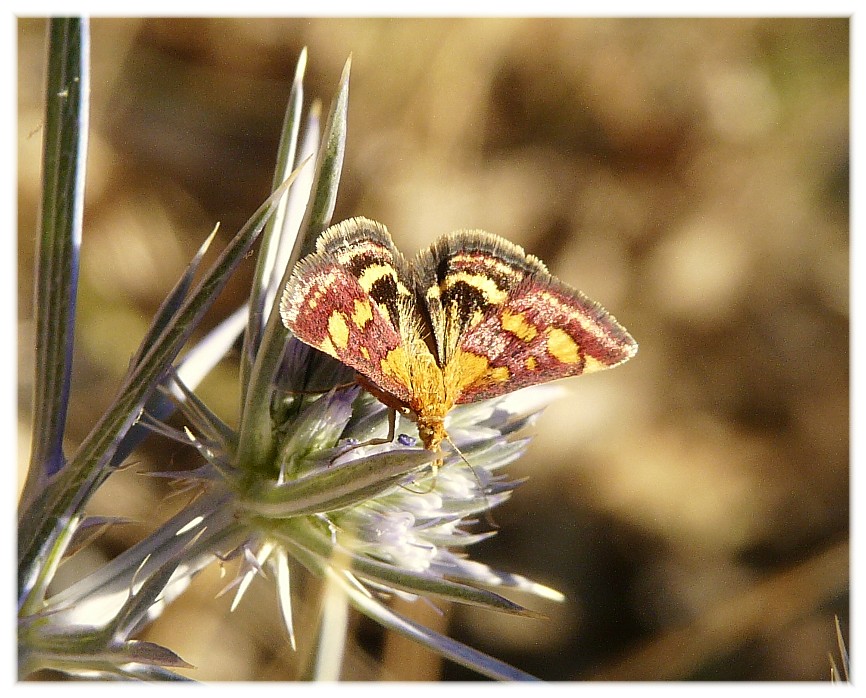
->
xmin=279 ymin=217 xmax=637 ymax=454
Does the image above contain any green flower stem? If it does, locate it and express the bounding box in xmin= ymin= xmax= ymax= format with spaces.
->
xmin=241 ymin=48 xmax=307 ymax=404
xmin=307 ymin=570 xmax=350 ymax=681
xmin=25 ymin=17 xmax=89 ymax=493
xmin=291 ymin=56 xmax=351 ymax=263
xmin=235 ymin=57 xmax=350 ymax=478
xmin=19 ymin=625 xmax=110 ymax=678
xmin=20 ymin=628 xmax=191 ymax=679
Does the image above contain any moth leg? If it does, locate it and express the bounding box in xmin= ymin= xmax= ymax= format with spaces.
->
xmin=352 ymin=373 xmax=421 ymax=447
xmin=359 ymin=407 xmax=397 ymax=447
xmin=383 ymin=407 xmax=396 ymax=444
xmin=336 ymin=407 xmax=398 ymax=460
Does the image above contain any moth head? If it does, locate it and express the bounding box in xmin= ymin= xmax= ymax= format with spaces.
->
xmin=416 ymin=417 xmax=447 ymax=453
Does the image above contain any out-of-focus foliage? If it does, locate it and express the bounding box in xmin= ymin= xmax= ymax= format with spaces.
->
xmin=18 ymin=17 xmax=847 ymax=680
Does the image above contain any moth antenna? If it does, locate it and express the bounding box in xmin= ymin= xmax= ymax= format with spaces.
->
xmin=444 ymin=434 xmax=498 ymax=528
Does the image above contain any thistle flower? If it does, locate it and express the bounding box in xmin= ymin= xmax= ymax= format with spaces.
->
xmin=20 ymin=24 xmax=570 ymax=681
xmin=155 ymin=373 xmax=566 ymax=680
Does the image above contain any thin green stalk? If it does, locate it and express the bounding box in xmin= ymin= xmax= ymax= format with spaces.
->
xmin=240 ymin=47 xmax=307 ymax=404
xmin=290 ymin=55 xmax=352 ymax=265
xmin=235 ymin=57 xmax=351 ymax=477
xmin=307 ymin=571 xmax=350 ymax=681
xmin=25 ymin=17 xmax=89 ymax=495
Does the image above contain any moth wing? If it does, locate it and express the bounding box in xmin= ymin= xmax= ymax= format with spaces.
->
xmin=314 ymin=217 xmax=414 ymax=331
xmin=451 ymin=275 xmax=637 ymax=403
xmin=413 ymin=231 xmax=637 ymax=404
xmin=412 ymin=230 xmax=548 ymax=366
xmin=280 ymin=218 xmax=417 ymax=405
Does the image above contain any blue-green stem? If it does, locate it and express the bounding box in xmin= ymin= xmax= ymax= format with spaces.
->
xmin=240 ymin=47 xmax=307 ymax=405
xmin=25 ymin=17 xmax=89 ymax=493
xmin=235 ymin=57 xmax=351 ymax=479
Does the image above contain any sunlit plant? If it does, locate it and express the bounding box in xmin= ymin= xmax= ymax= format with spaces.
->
xmin=18 ymin=18 xmax=622 ymax=681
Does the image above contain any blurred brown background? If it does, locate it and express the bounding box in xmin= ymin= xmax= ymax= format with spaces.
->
xmin=17 ymin=18 xmax=848 ymax=681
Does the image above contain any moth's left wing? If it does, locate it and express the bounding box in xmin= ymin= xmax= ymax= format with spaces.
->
xmin=313 ymin=216 xmax=414 ymax=332
xmin=413 ymin=231 xmax=638 ymax=404
xmin=280 ymin=218 xmax=417 ymax=406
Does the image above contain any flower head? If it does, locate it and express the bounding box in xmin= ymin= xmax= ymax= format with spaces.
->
xmin=195 ymin=378 xmax=565 ymax=680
